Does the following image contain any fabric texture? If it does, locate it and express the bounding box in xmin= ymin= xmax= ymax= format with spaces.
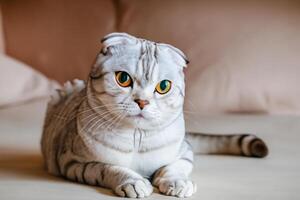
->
xmin=1 ymin=0 xmax=116 ymax=83
xmin=0 ymin=54 xmax=59 ymax=107
xmin=0 ymin=5 xmax=5 ymax=54
xmin=1 ymin=0 xmax=300 ymax=114
xmin=117 ymin=0 xmax=300 ymax=114
xmin=0 ymin=99 xmax=299 ymax=199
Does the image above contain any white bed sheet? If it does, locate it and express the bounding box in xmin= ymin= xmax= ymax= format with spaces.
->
xmin=0 ymin=99 xmax=299 ymax=200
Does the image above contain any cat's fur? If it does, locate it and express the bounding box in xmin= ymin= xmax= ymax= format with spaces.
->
xmin=41 ymin=33 xmax=268 ymax=198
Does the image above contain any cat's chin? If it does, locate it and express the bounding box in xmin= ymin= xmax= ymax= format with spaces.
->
xmin=121 ymin=110 xmax=182 ymax=130
xmin=129 ymin=113 xmax=145 ymax=119
xmin=130 ymin=115 xmax=150 ymax=126
xmin=120 ymin=116 xmax=158 ymax=130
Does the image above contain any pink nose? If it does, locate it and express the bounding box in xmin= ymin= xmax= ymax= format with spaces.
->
xmin=134 ymin=99 xmax=149 ymax=110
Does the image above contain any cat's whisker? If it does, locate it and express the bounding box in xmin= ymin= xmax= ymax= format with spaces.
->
xmin=50 ymin=94 xmax=92 ymax=121
xmin=51 ymin=101 xmax=80 ymax=119
xmin=78 ymin=108 xmax=124 ymax=133
xmin=80 ymin=107 xmax=124 ymax=121
xmin=92 ymin=110 xmax=124 ymax=132
xmin=96 ymin=111 xmax=123 ymax=130
xmin=49 ymin=97 xmax=88 ymax=136
xmin=77 ymin=104 xmax=124 ymax=116
xmin=81 ymin=103 xmax=121 ymax=109
xmin=81 ymin=109 xmax=125 ymax=132
xmin=79 ymin=112 xmax=114 ymax=127
xmin=105 ymin=111 xmax=126 ymax=131
xmin=113 ymin=113 xmax=127 ymax=130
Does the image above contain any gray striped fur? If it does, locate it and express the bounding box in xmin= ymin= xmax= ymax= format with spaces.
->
xmin=186 ymin=133 xmax=268 ymax=157
xmin=41 ymin=32 xmax=268 ymax=198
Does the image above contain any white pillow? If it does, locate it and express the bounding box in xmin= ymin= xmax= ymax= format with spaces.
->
xmin=0 ymin=54 xmax=59 ymax=107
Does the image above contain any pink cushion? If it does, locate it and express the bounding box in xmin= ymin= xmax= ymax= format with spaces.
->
xmin=1 ymin=0 xmax=116 ymax=83
xmin=118 ymin=0 xmax=300 ymax=114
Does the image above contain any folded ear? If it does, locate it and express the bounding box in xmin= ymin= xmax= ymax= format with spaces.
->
xmin=90 ymin=33 xmax=138 ymax=79
xmin=100 ymin=32 xmax=138 ymax=54
xmin=157 ymin=43 xmax=189 ymax=68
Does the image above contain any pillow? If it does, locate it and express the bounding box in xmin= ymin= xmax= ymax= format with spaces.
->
xmin=0 ymin=54 xmax=59 ymax=107
xmin=118 ymin=0 xmax=300 ymax=114
xmin=1 ymin=0 xmax=116 ymax=83
xmin=0 ymin=6 xmax=5 ymax=54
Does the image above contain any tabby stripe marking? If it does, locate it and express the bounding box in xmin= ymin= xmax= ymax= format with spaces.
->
xmin=241 ymin=135 xmax=256 ymax=156
xmin=81 ymin=162 xmax=89 ymax=184
xmin=63 ymin=159 xmax=78 ymax=176
xmin=248 ymin=138 xmax=260 ymax=156
xmin=238 ymin=134 xmax=249 ymax=155
xmin=100 ymin=164 xmax=106 ymax=182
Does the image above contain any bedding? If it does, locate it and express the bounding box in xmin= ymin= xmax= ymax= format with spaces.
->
xmin=0 ymin=99 xmax=299 ymax=200
xmin=0 ymin=5 xmax=5 ymax=54
xmin=2 ymin=0 xmax=300 ymax=114
xmin=118 ymin=0 xmax=300 ymax=114
xmin=0 ymin=54 xmax=59 ymax=107
xmin=1 ymin=0 xmax=116 ymax=83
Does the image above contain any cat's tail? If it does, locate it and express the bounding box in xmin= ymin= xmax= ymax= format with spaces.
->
xmin=49 ymin=79 xmax=86 ymax=105
xmin=185 ymin=132 xmax=268 ymax=158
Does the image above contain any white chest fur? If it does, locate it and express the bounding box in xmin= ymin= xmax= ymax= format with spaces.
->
xmin=77 ymin=115 xmax=185 ymax=177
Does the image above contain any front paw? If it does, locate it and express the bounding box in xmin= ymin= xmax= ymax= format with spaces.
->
xmin=157 ymin=179 xmax=197 ymax=198
xmin=115 ymin=178 xmax=153 ymax=198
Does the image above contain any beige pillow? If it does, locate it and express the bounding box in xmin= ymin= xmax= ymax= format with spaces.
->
xmin=118 ymin=0 xmax=300 ymax=114
xmin=1 ymin=0 xmax=116 ymax=83
xmin=0 ymin=5 xmax=5 ymax=54
xmin=0 ymin=54 xmax=59 ymax=107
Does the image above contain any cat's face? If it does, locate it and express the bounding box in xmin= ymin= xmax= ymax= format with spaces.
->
xmin=88 ymin=33 xmax=188 ymax=130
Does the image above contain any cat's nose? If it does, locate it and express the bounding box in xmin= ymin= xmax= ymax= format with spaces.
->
xmin=134 ymin=99 xmax=149 ymax=110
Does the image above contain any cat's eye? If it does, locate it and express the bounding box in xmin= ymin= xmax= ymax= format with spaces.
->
xmin=155 ymin=80 xmax=172 ymax=94
xmin=115 ymin=71 xmax=132 ymax=87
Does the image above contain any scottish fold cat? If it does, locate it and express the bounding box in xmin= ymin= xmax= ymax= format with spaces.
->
xmin=41 ymin=33 xmax=268 ymax=198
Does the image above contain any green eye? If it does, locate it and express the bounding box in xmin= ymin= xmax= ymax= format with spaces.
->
xmin=115 ymin=71 xmax=132 ymax=87
xmin=155 ymin=80 xmax=172 ymax=94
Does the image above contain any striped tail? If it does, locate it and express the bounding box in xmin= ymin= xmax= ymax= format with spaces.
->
xmin=186 ymin=133 xmax=268 ymax=158
xmin=49 ymin=79 xmax=86 ymax=105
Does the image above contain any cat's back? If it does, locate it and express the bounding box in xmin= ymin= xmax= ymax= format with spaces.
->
xmin=41 ymin=80 xmax=86 ymax=175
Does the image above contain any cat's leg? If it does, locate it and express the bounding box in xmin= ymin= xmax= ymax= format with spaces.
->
xmin=152 ymin=141 xmax=197 ymax=198
xmin=60 ymin=159 xmax=153 ymax=198
xmin=152 ymin=159 xmax=196 ymax=198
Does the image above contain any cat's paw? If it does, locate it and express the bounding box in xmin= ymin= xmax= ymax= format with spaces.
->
xmin=157 ymin=179 xmax=197 ymax=198
xmin=115 ymin=178 xmax=153 ymax=198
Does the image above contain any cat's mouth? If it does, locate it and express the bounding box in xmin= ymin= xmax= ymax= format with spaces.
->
xmin=130 ymin=113 xmax=145 ymax=119
xmin=127 ymin=111 xmax=155 ymax=121
xmin=127 ymin=112 xmax=152 ymax=121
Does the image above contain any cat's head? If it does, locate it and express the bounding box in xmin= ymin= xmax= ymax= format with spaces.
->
xmin=87 ymin=33 xmax=188 ymax=130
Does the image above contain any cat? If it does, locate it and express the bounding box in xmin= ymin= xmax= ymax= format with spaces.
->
xmin=41 ymin=32 xmax=268 ymax=198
